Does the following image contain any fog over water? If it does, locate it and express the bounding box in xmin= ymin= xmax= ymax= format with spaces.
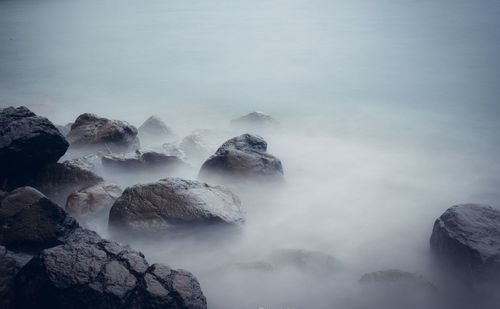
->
xmin=2 ymin=0 xmax=500 ymax=308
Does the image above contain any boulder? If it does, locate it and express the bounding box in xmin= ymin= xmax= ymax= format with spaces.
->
xmin=66 ymin=182 xmax=122 ymax=218
xmin=138 ymin=116 xmax=175 ymax=142
xmin=109 ymin=177 xmax=244 ymax=232
xmin=55 ymin=122 xmax=73 ymax=137
xmin=178 ymin=132 xmax=212 ymax=163
xmin=230 ymin=111 xmax=278 ymax=129
xmin=31 ymin=160 xmax=104 ymax=206
xmin=360 ymin=269 xmax=437 ymax=292
xmin=0 ymin=187 xmax=79 ymax=252
xmin=199 ymin=134 xmax=284 ymax=183
xmin=0 ymin=106 xmax=68 ymax=189
xmin=67 ymin=113 xmax=139 ymax=153
xmin=14 ymin=228 xmax=207 ymax=309
xmin=102 ymin=150 xmax=185 ymax=172
xmin=430 ymin=204 xmax=500 ymax=279
xmin=0 ymin=246 xmax=22 ymax=309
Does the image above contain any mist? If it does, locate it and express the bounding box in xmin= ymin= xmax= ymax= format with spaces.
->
xmin=1 ymin=0 xmax=500 ymax=308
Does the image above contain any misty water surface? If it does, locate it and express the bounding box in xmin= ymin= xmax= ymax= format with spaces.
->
xmin=1 ymin=0 xmax=500 ymax=308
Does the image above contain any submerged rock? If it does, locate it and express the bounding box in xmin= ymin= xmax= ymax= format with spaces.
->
xmin=230 ymin=111 xmax=278 ymax=129
xmin=67 ymin=113 xmax=139 ymax=153
xmin=199 ymin=134 xmax=284 ymax=183
xmin=271 ymin=248 xmax=337 ymax=274
xmin=66 ymin=182 xmax=122 ymax=219
xmin=178 ymin=132 xmax=212 ymax=163
xmin=138 ymin=116 xmax=175 ymax=142
xmin=0 ymin=106 xmax=69 ymax=189
xmin=430 ymin=204 xmax=500 ymax=280
xmin=360 ymin=269 xmax=437 ymax=292
xmin=109 ymin=177 xmax=244 ymax=232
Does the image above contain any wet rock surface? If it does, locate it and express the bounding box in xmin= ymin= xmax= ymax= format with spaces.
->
xmin=0 ymin=187 xmax=79 ymax=253
xmin=430 ymin=204 xmax=500 ymax=280
xmin=199 ymin=133 xmax=284 ymax=183
xmin=0 ymin=106 xmax=69 ymax=190
xmin=109 ymin=177 xmax=244 ymax=232
xmin=67 ymin=113 xmax=139 ymax=153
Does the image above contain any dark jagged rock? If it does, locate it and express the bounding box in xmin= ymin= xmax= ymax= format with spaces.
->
xmin=360 ymin=269 xmax=437 ymax=293
xmin=430 ymin=204 xmax=500 ymax=280
xmin=199 ymin=134 xmax=284 ymax=183
xmin=0 ymin=187 xmax=79 ymax=253
xmin=230 ymin=111 xmax=279 ymax=128
xmin=67 ymin=113 xmax=139 ymax=153
xmin=66 ymin=182 xmax=122 ymax=219
xmin=109 ymin=177 xmax=244 ymax=233
xmin=0 ymin=188 xmax=207 ymax=309
xmin=15 ymin=230 xmax=207 ymax=309
xmin=102 ymin=150 xmax=185 ymax=172
xmin=138 ymin=116 xmax=175 ymax=142
xmin=0 ymin=106 xmax=69 ymax=189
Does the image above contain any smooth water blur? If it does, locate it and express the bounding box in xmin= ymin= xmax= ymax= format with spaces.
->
xmin=1 ymin=0 xmax=500 ymax=308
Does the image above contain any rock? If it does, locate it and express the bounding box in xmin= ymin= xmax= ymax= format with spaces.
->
xmin=0 ymin=106 xmax=69 ymax=189
xmin=31 ymin=160 xmax=104 ymax=206
xmin=109 ymin=177 xmax=244 ymax=232
xmin=14 ymin=232 xmax=207 ymax=309
xmin=138 ymin=116 xmax=175 ymax=142
xmin=271 ymin=249 xmax=337 ymax=274
xmin=66 ymin=182 xmax=122 ymax=219
xmin=178 ymin=132 xmax=212 ymax=163
xmin=0 ymin=246 xmax=22 ymax=309
xmin=360 ymin=269 xmax=437 ymax=292
xmin=67 ymin=113 xmax=139 ymax=153
xmin=199 ymin=134 xmax=284 ymax=183
xmin=0 ymin=187 xmax=79 ymax=253
xmin=102 ymin=150 xmax=185 ymax=172
xmin=230 ymin=111 xmax=278 ymax=129
xmin=430 ymin=204 xmax=500 ymax=280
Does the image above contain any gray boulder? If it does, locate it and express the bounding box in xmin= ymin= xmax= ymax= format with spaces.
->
xmin=66 ymin=182 xmax=122 ymax=219
xmin=67 ymin=113 xmax=139 ymax=153
xmin=109 ymin=177 xmax=244 ymax=232
xmin=199 ymin=134 xmax=284 ymax=183
xmin=430 ymin=204 xmax=500 ymax=280
xmin=138 ymin=116 xmax=175 ymax=142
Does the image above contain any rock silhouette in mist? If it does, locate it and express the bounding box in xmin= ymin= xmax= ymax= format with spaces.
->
xmin=138 ymin=115 xmax=175 ymax=142
xmin=0 ymin=187 xmax=207 ymax=309
xmin=0 ymin=106 xmax=69 ymax=189
xmin=230 ymin=111 xmax=279 ymax=129
xmin=109 ymin=177 xmax=244 ymax=233
xmin=66 ymin=181 xmax=122 ymax=219
xmin=360 ymin=269 xmax=437 ymax=293
xmin=430 ymin=204 xmax=500 ymax=281
xmin=67 ymin=113 xmax=139 ymax=153
xmin=102 ymin=150 xmax=185 ymax=172
xmin=199 ymin=134 xmax=284 ymax=184
xmin=55 ymin=122 xmax=73 ymax=137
